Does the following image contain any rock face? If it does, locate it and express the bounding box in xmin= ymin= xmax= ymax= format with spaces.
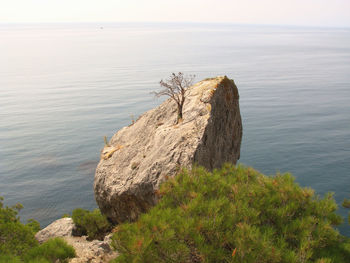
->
xmin=67 ymin=234 xmax=117 ymax=263
xmin=94 ymin=76 xmax=243 ymax=224
xmin=35 ymin=218 xmax=117 ymax=263
xmin=35 ymin=218 xmax=75 ymax=243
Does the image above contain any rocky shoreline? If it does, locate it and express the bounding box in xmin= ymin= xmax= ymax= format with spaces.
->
xmin=35 ymin=218 xmax=117 ymax=263
xmin=36 ymin=76 xmax=243 ymax=262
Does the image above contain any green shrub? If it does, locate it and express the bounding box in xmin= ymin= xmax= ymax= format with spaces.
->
xmin=343 ymin=198 xmax=350 ymax=224
xmin=24 ymin=237 xmax=75 ymax=263
xmin=72 ymin=208 xmax=112 ymax=240
xmin=26 ymin=218 xmax=41 ymax=233
xmin=0 ymin=197 xmax=38 ymax=257
xmin=0 ymin=255 xmax=22 ymax=263
xmin=0 ymin=197 xmax=75 ymax=263
xmin=62 ymin=213 xmax=70 ymax=218
xmin=111 ymin=164 xmax=350 ymax=263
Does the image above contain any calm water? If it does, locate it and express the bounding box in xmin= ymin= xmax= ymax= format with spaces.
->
xmin=0 ymin=23 xmax=349 ymax=235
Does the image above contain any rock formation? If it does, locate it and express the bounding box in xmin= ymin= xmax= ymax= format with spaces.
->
xmin=94 ymin=76 xmax=242 ymax=224
xmin=35 ymin=217 xmax=75 ymax=243
xmin=35 ymin=218 xmax=117 ymax=263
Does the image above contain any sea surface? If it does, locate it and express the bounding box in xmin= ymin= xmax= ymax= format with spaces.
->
xmin=0 ymin=23 xmax=349 ymax=235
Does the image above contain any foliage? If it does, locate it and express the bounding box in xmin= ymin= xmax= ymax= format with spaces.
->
xmin=0 ymin=197 xmax=75 ymax=262
xmin=111 ymin=164 xmax=350 ymax=263
xmin=0 ymin=196 xmax=38 ymax=257
xmin=23 ymin=237 xmax=76 ymax=263
xmin=104 ymin=135 xmax=110 ymax=147
xmin=26 ymin=218 xmax=41 ymax=233
xmin=0 ymin=254 xmax=22 ymax=263
xmin=72 ymin=208 xmax=112 ymax=240
xmin=343 ymin=198 xmax=350 ymax=224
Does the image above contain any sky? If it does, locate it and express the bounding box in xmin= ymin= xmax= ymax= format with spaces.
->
xmin=1 ymin=0 xmax=350 ymax=27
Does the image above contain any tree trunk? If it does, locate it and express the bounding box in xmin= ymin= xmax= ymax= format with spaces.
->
xmin=176 ymin=103 xmax=183 ymax=124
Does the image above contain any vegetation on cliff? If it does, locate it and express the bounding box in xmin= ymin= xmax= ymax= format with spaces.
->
xmin=343 ymin=198 xmax=350 ymax=224
xmin=110 ymin=164 xmax=350 ymax=263
xmin=71 ymin=208 xmax=112 ymax=240
xmin=2 ymin=164 xmax=350 ymax=262
xmin=0 ymin=197 xmax=75 ymax=263
xmin=152 ymin=72 xmax=195 ymax=124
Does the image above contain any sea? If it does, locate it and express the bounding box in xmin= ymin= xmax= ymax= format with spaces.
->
xmin=0 ymin=23 xmax=349 ymax=236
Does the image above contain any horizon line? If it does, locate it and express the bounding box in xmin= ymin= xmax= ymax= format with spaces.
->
xmin=1 ymin=21 xmax=349 ymax=30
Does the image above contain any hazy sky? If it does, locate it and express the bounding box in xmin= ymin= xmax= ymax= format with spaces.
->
xmin=1 ymin=0 xmax=349 ymax=27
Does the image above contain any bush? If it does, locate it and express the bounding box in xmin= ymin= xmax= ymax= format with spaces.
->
xmin=26 ymin=218 xmax=41 ymax=233
xmin=0 ymin=197 xmax=39 ymax=257
xmin=0 ymin=255 xmax=22 ymax=263
xmin=343 ymin=198 xmax=350 ymax=224
xmin=72 ymin=208 xmax=112 ymax=240
xmin=0 ymin=197 xmax=75 ymax=263
xmin=111 ymin=164 xmax=350 ymax=263
xmin=24 ymin=237 xmax=75 ymax=263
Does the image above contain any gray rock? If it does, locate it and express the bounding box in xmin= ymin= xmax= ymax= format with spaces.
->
xmin=94 ymin=76 xmax=243 ymax=224
xmin=35 ymin=217 xmax=74 ymax=243
xmin=35 ymin=218 xmax=117 ymax=263
xmin=66 ymin=234 xmax=117 ymax=263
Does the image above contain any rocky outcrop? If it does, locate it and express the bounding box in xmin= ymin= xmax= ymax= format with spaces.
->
xmin=35 ymin=217 xmax=75 ymax=243
xmin=66 ymin=234 xmax=117 ymax=263
xmin=35 ymin=218 xmax=117 ymax=263
xmin=94 ymin=76 xmax=242 ymax=224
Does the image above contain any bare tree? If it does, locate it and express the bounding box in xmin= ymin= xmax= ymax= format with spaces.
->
xmin=153 ymin=72 xmax=195 ymax=124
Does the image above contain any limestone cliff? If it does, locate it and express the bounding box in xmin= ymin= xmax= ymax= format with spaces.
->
xmin=94 ymin=76 xmax=243 ymax=224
